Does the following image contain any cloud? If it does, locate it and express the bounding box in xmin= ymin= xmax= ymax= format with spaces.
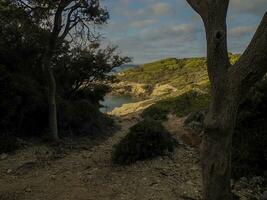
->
xmin=102 ymin=0 xmax=266 ymax=63
xmin=229 ymin=26 xmax=256 ymax=37
xmin=130 ymin=19 xmax=158 ymax=28
xmin=230 ymin=0 xmax=267 ymax=16
xmin=139 ymin=23 xmax=199 ymax=42
xmin=105 ymin=22 xmax=203 ymax=63
xmin=150 ymin=3 xmax=172 ymax=15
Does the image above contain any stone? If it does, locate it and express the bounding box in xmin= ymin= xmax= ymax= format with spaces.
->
xmin=0 ymin=153 xmax=8 ymax=160
xmin=25 ymin=187 xmax=32 ymax=193
xmin=184 ymin=111 xmax=204 ymax=125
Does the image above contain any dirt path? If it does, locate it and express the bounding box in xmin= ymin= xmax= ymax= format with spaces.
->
xmin=0 ymin=114 xmax=202 ymax=200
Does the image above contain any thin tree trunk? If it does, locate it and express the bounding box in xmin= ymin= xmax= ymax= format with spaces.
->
xmin=47 ymin=67 xmax=59 ymax=141
xmin=43 ymin=54 xmax=59 ymax=141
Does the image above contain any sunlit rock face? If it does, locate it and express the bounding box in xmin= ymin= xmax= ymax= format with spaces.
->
xmin=110 ymin=82 xmax=153 ymax=97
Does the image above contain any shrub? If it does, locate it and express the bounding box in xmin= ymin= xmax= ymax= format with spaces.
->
xmin=112 ymin=119 xmax=177 ymax=165
xmin=232 ymin=79 xmax=267 ymax=178
xmin=141 ymin=106 xmax=169 ymax=121
xmin=58 ymin=99 xmax=114 ymax=136
xmin=141 ymin=91 xmax=211 ymax=121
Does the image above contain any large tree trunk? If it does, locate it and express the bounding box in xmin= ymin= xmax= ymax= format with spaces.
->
xmin=185 ymin=1 xmax=267 ymax=199
xmin=202 ymin=97 xmax=238 ymax=200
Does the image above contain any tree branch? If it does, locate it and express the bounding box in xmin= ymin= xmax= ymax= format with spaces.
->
xmin=230 ymin=12 xmax=267 ymax=92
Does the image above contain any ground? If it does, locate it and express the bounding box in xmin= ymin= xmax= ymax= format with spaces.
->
xmin=0 ymin=114 xmax=202 ymax=200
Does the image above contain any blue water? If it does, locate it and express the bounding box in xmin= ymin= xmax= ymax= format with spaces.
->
xmin=100 ymin=64 xmax=140 ymax=113
xmin=100 ymin=94 xmax=139 ymax=113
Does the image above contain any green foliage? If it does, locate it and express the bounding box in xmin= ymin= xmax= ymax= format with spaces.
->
xmin=141 ymin=106 xmax=169 ymax=121
xmin=118 ymin=55 xmax=238 ymax=93
xmin=112 ymin=119 xmax=177 ymax=165
xmin=0 ymin=1 xmax=127 ymax=143
xmin=58 ymin=99 xmax=114 ymax=136
xmin=232 ymin=79 xmax=267 ymax=178
xmin=142 ymin=91 xmax=211 ymax=120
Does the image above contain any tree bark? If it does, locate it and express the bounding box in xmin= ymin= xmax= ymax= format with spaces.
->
xmin=202 ymin=95 xmax=238 ymax=200
xmin=43 ymin=54 xmax=59 ymax=141
xmin=47 ymin=67 xmax=59 ymax=141
xmin=185 ymin=1 xmax=266 ymax=200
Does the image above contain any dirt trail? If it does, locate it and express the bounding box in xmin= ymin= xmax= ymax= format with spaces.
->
xmin=0 ymin=114 xmax=202 ymax=200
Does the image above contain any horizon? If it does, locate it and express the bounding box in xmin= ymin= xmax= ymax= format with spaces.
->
xmin=101 ymin=0 xmax=267 ymax=64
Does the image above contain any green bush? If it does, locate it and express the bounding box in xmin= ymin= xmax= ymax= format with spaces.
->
xmin=141 ymin=106 xmax=169 ymax=121
xmin=112 ymin=119 xmax=177 ymax=165
xmin=58 ymin=99 xmax=114 ymax=136
xmin=141 ymin=91 xmax=210 ymax=121
xmin=232 ymin=79 xmax=267 ymax=178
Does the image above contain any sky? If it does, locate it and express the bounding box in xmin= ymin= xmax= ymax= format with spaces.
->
xmin=100 ymin=0 xmax=267 ymax=64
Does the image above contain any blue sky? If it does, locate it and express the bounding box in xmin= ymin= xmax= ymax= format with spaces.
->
xmin=100 ymin=0 xmax=267 ymax=64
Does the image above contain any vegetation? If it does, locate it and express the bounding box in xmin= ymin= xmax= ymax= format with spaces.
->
xmin=232 ymin=79 xmax=267 ymax=178
xmin=186 ymin=0 xmax=267 ymax=198
xmin=112 ymin=119 xmax=177 ymax=165
xmin=141 ymin=106 xmax=169 ymax=121
xmin=142 ymin=91 xmax=211 ymax=120
xmin=141 ymin=79 xmax=267 ymax=179
xmin=0 ymin=1 xmax=129 ymax=152
xmin=118 ymin=54 xmax=239 ymax=92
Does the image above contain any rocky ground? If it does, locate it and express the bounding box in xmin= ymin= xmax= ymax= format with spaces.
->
xmin=0 ymin=113 xmax=203 ymax=200
xmin=0 ymin=113 xmax=266 ymax=200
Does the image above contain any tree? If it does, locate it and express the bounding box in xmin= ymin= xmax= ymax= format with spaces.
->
xmin=55 ymin=45 xmax=131 ymax=100
xmin=16 ymin=0 xmax=109 ymax=141
xmin=185 ymin=1 xmax=267 ymax=199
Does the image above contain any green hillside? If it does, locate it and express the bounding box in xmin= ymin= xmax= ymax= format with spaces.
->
xmin=118 ymin=54 xmax=240 ymax=92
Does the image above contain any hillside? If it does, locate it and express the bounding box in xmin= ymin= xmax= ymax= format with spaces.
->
xmin=117 ymin=54 xmax=239 ymax=93
xmin=110 ymin=54 xmax=239 ymax=116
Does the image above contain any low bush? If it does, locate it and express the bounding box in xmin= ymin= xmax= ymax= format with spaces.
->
xmin=232 ymin=79 xmax=267 ymax=178
xmin=58 ymin=99 xmax=114 ymax=136
xmin=141 ymin=91 xmax=211 ymax=121
xmin=141 ymin=106 xmax=169 ymax=121
xmin=112 ymin=119 xmax=177 ymax=165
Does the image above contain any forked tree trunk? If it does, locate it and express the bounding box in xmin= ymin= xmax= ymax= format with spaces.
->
xmin=186 ymin=1 xmax=267 ymax=199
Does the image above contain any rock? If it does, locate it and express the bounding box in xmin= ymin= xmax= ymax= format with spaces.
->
xmin=181 ymin=132 xmax=202 ymax=148
xmin=15 ymin=161 xmax=37 ymax=176
xmin=187 ymin=121 xmax=203 ymax=133
xmin=24 ymin=187 xmax=32 ymax=193
xmin=110 ymin=82 xmax=153 ymax=97
xmin=110 ymin=99 xmax=154 ymax=116
xmin=0 ymin=153 xmax=8 ymax=160
xmin=151 ymin=84 xmax=177 ymax=97
xmin=249 ymin=176 xmax=264 ymax=186
xmin=50 ymin=175 xmax=56 ymax=180
xmin=7 ymin=169 xmax=12 ymax=174
xmin=184 ymin=111 xmax=204 ymax=125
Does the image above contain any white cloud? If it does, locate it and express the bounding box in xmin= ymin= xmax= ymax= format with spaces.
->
xmin=150 ymin=3 xmax=172 ymax=15
xmin=229 ymin=26 xmax=256 ymax=37
xmin=130 ymin=19 xmax=158 ymax=28
xmin=230 ymin=0 xmax=267 ymax=16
